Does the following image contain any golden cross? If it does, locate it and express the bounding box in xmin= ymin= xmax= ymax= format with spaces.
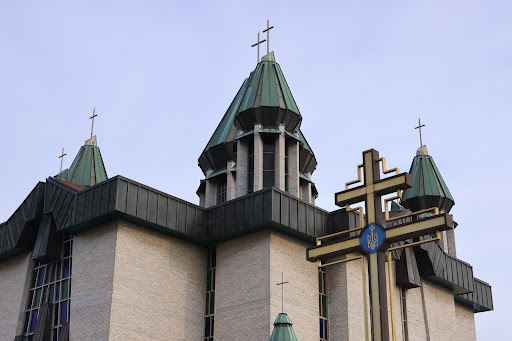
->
xmin=415 ymin=117 xmax=425 ymax=148
xmin=307 ymin=149 xmax=453 ymax=341
xmin=59 ymin=148 xmax=66 ymax=174
xmin=90 ymin=107 xmax=98 ymax=139
xmin=251 ymin=32 xmax=266 ymax=64
xmin=262 ymin=19 xmax=274 ymax=55
xmin=276 ymin=272 xmax=289 ymax=313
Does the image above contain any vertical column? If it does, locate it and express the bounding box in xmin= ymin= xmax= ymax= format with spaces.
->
xmin=274 ymin=124 xmax=286 ymax=191
xmin=226 ymin=161 xmax=236 ymax=201
xmin=253 ymin=124 xmax=263 ymax=192
xmin=236 ymin=135 xmax=248 ymax=197
xmin=446 ymin=228 xmax=457 ymax=257
xmin=198 ymin=192 xmax=206 ymax=208
xmin=288 ymin=138 xmax=300 ymax=197
xmin=205 ymin=170 xmax=217 ymax=208
xmin=300 ymin=172 xmax=312 ymax=203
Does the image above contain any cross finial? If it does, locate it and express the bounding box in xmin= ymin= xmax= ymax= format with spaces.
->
xmin=251 ymin=32 xmax=266 ymax=64
xmin=276 ymin=272 xmax=289 ymax=313
xmin=59 ymin=148 xmax=67 ymax=174
xmin=262 ymin=19 xmax=274 ymax=55
xmin=90 ymin=107 xmax=98 ymax=139
xmin=415 ymin=117 xmax=426 ymax=147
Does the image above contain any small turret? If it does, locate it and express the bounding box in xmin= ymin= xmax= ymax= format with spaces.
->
xmin=400 ymin=145 xmax=454 ymax=213
xmin=57 ymin=136 xmax=108 ymax=187
xmin=269 ymin=313 xmax=298 ymax=341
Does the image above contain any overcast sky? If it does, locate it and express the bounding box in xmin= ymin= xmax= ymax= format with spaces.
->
xmin=1 ymin=1 xmax=509 ymax=338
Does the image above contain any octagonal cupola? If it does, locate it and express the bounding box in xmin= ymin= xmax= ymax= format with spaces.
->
xmin=400 ymin=145 xmax=454 ymax=213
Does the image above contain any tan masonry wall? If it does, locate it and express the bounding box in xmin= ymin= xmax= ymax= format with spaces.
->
xmin=108 ymin=220 xmax=205 ymax=341
xmin=269 ymin=231 xmax=319 ymax=340
xmin=0 ymin=252 xmax=32 ymax=340
xmin=215 ymin=230 xmax=318 ymax=341
xmin=70 ymin=220 xmax=118 ymax=340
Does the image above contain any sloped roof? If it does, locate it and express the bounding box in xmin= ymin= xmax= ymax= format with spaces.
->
xmin=269 ymin=313 xmax=298 ymax=341
xmin=401 ymin=146 xmax=454 ymax=213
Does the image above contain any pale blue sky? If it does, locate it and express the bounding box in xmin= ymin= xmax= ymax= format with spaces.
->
xmin=1 ymin=1 xmax=510 ymax=339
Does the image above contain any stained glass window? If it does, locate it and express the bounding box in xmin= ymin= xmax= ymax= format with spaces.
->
xmin=205 ymin=247 xmax=216 ymax=341
xmin=319 ymin=266 xmax=328 ymax=341
xmin=22 ymin=233 xmax=73 ymax=340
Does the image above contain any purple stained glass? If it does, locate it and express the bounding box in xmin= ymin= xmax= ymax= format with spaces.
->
xmin=55 ymin=282 xmax=60 ymax=301
xmin=29 ymin=310 xmax=38 ymax=333
xmin=37 ymin=268 xmax=46 ymax=286
xmin=62 ymin=259 xmax=70 ymax=278
xmin=204 ymin=317 xmax=211 ymax=337
xmin=60 ymin=301 xmax=68 ymax=324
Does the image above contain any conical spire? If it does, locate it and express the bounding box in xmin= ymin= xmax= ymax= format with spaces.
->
xmin=400 ymin=145 xmax=454 ymax=213
xmin=57 ymin=136 xmax=108 ymax=187
xmin=269 ymin=313 xmax=298 ymax=341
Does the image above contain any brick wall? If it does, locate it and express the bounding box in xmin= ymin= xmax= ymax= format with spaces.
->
xmin=0 ymin=253 xmax=32 ymax=340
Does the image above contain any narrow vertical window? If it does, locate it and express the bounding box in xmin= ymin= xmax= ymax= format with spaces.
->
xmin=262 ymin=137 xmax=275 ymax=188
xmin=248 ymin=139 xmax=254 ymax=193
xmin=217 ymin=177 xmax=227 ymax=204
xmin=205 ymin=247 xmax=216 ymax=341
xmin=22 ymin=233 xmax=73 ymax=340
xmin=401 ymin=288 xmax=409 ymax=341
xmin=285 ymin=141 xmax=289 ymax=192
xmin=319 ymin=266 xmax=328 ymax=341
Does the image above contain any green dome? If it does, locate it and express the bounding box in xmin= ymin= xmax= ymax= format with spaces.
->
xmin=401 ymin=146 xmax=454 ymax=213
xmin=269 ymin=313 xmax=298 ymax=341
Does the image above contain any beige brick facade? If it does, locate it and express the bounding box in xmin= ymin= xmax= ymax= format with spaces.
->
xmin=0 ymin=252 xmax=32 ymax=340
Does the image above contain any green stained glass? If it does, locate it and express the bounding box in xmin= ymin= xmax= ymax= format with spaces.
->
xmin=61 ymin=279 xmax=69 ymax=300
xmin=321 ymin=295 xmax=327 ymax=318
xmin=23 ymin=311 xmax=29 ymax=333
xmin=318 ymin=272 xmax=323 ymax=294
xmin=206 ymin=269 xmax=212 ymax=292
xmin=209 ymin=291 xmax=215 ymax=315
xmin=30 ymin=270 xmax=37 ymax=288
xmin=34 ymin=288 xmax=42 ymax=308
xmin=263 ymin=171 xmax=274 ymax=188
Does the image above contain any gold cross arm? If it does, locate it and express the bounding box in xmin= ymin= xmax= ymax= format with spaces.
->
xmin=335 ymin=173 xmax=412 ymax=207
xmin=307 ymin=213 xmax=453 ymax=262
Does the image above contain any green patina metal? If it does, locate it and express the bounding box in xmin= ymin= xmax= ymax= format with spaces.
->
xmin=233 ymin=130 xmax=254 ymax=141
xmin=259 ymin=128 xmax=282 ymax=134
xmin=205 ymin=79 xmax=250 ymax=150
xmin=63 ymin=144 xmax=108 ymax=187
xmin=205 ymin=169 xmax=227 ymax=180
xmin=401 ymin=147 xmax=454 ymax=213
xmin=296 ymin=129 xmax=312 ymax=153
xmin=390 ymin=200 xmax=406 ymax=212
xmin=269 ymin=313 xmax=298 ymax=341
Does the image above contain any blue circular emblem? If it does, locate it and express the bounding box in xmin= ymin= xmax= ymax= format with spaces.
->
xmin=359 ymin=223 xmax=386 ymax=253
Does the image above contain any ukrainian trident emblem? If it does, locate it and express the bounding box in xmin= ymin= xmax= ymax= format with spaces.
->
xmin=360 ymin=223 xmax=385 ymax=254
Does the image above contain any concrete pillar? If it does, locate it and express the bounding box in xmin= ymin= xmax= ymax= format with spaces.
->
xmin=300 ymin=172 xmax=312 ymax=204
xmin=226 ymin=160 xmax=236 ymax=201
xmin=253 ymin=124 xmax=263 ymax=192
xmin=288 ymin=139 xmax=300 ymax=198
xmin=274 ymin=124 xmax=286 ymax=191
xmin=198 ymin=191 xmax=205 ymax=207
xmin=205 ymin=169 xmax=217 ymax=208
xmin=446 ymin=228 xmax=457 ymax=257
xmin=235 ymin=135 xmax=248 ymax=197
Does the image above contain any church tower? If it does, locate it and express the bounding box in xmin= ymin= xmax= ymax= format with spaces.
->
xmin=197 ymin=52 xmax=318 ymax=208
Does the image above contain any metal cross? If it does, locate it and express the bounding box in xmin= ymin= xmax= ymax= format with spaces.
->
xmin=415 ymin=118 xmax=425 ymax=147
xmin=276 ymin=272 xmax=289 ymax=313
xmin=59 ymin=148 xmax=67 ymax=174
xmin=263 ymin=20 xmax=274 ymax=55
xmin=90 ymin=107 xmax=98 ymax=139
xmin=251 ymin=32 xmax=266 ymax=64
xmin=307 ymin=149 xmax=453 ymax=341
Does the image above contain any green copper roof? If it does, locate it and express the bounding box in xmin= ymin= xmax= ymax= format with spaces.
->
xmin=401 ymin=146 xmax=454 ymax=213
xmin=269 ymin=313 xmax=298 ymax=341
xmin=58 ymin=136 xmax=108 ymax=187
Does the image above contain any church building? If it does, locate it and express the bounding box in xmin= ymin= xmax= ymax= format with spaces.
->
xmin=0 ymin=46 xmax=493 ymax=341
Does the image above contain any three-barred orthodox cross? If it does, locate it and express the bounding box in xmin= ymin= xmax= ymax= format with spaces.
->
xmin=307 ymin=149 xmax=453 ymax=341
